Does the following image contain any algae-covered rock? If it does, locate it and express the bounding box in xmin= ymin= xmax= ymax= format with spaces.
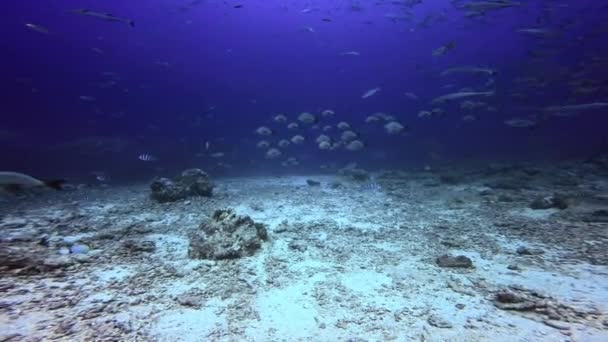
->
xmin=188 ymin=209 xmax=268 ymax=260
xmin=150 ymin=168 xmax=213 ymax=203
xmin=529 ymin=194 xmax=568 ymax=210
xmin=436 ymin=254 xmax=474 ymax=268
xmin=0 ymin=243 xmax=73 ymax=275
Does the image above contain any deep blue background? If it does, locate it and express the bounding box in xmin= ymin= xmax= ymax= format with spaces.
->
xmin=1 ymin=0 xmax=607 ymax=182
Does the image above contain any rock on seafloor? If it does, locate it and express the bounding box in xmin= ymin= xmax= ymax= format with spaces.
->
xmin=306 ymin=179 xmax=321 ymax=186
xmin=188 ymin=208 xmax=268 ymax=260
xmin=436 ymin=254 xmax=474 ymax=268
xmin=529 ymin=194 xmax=568 ymax=210
xmin=150 ymin=168 xmax=214 ymax=203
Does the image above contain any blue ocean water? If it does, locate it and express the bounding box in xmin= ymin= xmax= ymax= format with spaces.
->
xmin=2 ymin=0 xmax=607 ymax=182
xmin=3 ymin=2 xmax=608 ymax=341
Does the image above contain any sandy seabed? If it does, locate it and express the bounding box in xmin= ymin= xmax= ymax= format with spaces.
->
xmin=1 ymin=164 xmax=608 ymax=341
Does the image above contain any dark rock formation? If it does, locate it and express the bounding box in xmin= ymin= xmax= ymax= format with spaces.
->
xmin=0 ymin=243 xmax=73 ymax=275
xmin=436 ymin=254 xmax=474 ymax=268
xmin=150 ymin=168 xmax=213 ymax=203
xmin=329 ymin=182 xmax=343 ymax=189
xmin=529 ymin=197 xmax=553 ymax=210
xmin=176 ymin=292 xmax=204 ymax=309
xmin=529 ymin=194 xmax=568 ymax=210
xmin=288 ymin=240 xmax=307 ymax=252
xmin=516 ymin=246 xmax=545 ymax=256
xmin=188 ymin=209 xmax=268 ymax=260
xmin=306 ymin=179 xmax=321 ymax=186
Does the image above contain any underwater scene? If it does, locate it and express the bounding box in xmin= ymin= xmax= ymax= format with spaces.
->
xmin=2 ymin=0 xmax=608 ymax=341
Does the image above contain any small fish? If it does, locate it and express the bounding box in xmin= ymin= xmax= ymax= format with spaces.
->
xmin=404 ymin=92 xmax=418 ymax=100
xmin=210 ymin=152 xmax=225 ymax=158
xmin=340 ymin=51 xmax=360 ymax=56
xmin=25 ymin=23 xmax=51 ymax=34
xmin=322 ymin=18 xmax=333 ymax=22
xmin=291 ymin=135 xmax=305 ymax=144
xmin=91 ymin=171 xmax=106 ymax=182
xmin=504 ymin=118 xmax=536 ymax=128
xmin=365 ymin=115 xmax=381 ymax=123
xmin=298 ymin=112 xmax=317 ymax=124
xmin=316 ymin=134 xmax=331 ymax=144
xmin=257 ymin=140 xmax=270 ymax=149
xmin=432 ymin=41 xmax=455 ymax=56
xmin=233 ymin=4 xmax=243 ymax=9
xmin=303 ymin=26 xmax=315 ymax=33
xmin=265 ymin=148 xmax=282 ymax=159
xmin=138 ymin=153 xmax=157 ymax=161
xmin=544 ymin=102 xmax=608 ymax=113
xmin=462 ymin=0 xmax=521 ymax=12
xmin=318 ymin=141 xmax=332 ymax=150
xmin=300 ymin=8 xmax=313 ymax=13
xmin=362 ymin=87 xmax=381 ymax=99
xmin=79 ymin=95 xmax=96 ymax=101
xmin=340 ymin=130 xmax=358 ymax=141
xmin=345 ymin=140 xmax=364 ymax=151
xmin=440 ymin=66 xmax=496 ymax=77
xmin=517 ymin=28 xmax=555 ymax=38
xmin=256 ymin=126 xmax=273 ymax=136
xmin=337 ymin=121 xmax=351 ymax=130
xmin=417 ymin=110 xmax=432 ymax=118
xmin=321 ymin=109 xmax=335 ymax=117
xmin=273 ymin=114 xmax=288 ymax=122
xmin=431 ymin=90 xmax=494 ymax=104
xmin=72 ymin=9 xmax=135 ymax=27
xmin=384 ymin=121 xmax=406 ymax=135
xmin=91 ymin=47 xmax=104 ymax=55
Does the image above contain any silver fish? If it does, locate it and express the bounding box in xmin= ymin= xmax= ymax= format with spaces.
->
xmin=544 ymin=102 xmax=608 ymax=113
xmin=72 ymin=9 xmax=135 ymax=27
xmin=504 ymin=118 xmax=536 ymax=128
xmin=25 ymin=23 xmax=51 ymax=34
xmin=462 ymin=0 xmax=521 ymax=12
xmin=440 ymin=66 xmax=496 ymax=77
xmin=362 ymin=87 xmax=381 ymax=99
xmin=432 ymin=42 xmax=455 ymax=56
xmin=404 ymin=92 xmax=418 ymax=100
xmin=431 ymin=90 xmax=494 ymax=104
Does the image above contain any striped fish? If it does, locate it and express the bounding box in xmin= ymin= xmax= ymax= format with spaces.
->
xmin=138 ymin=153 xmax=157 ymax=162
